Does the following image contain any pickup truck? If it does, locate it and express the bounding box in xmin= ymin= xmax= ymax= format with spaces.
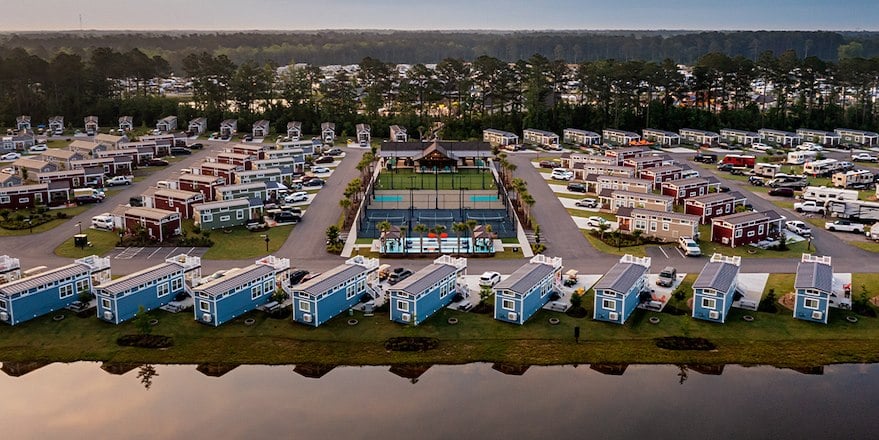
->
xmin=105 ymin=175 xmax=133 ymax=186
xmin=793 ymin=201 xmax=825 ymax=215
xmin=825 ymin=220 xmax=865 ymax=233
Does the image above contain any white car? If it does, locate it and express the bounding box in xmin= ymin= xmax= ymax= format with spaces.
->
xmin=1 ymin=152 xmax=21 ymax=161
xmin=750 ymin=142 xmax=772 ymax=151
xmin=28 ymin=144 xmax=48 ymax=153
xmin=105 ymin=175 xmax=133 ymax=186
xmin=283 ymin=191 xmax=309 ymax=203
xmin=852 ymin=153 xmax=878 ymax=162
xmin=478 ymin=271 xmax=501 ymax=287
xmin=785 ymin=220 xmax=812 ymax=237
xmin=797 ymin=143 xmax=822 ymax=152
xmin=825 ymin=220 xmax=865 ymax=233
xmin=678 ymin=236 xmax=702 ymax=257
xmin=310 ymin=166 xmax=331 ymax=174
xmin=91 ymin=214 xmax=114 ymax=230
xmin=575 ymin=198 xmax=598 ymax=208
xmin=585 ymin=216 xmax=608 ymax=228
xmin=550 ymin=168 xmax=573 ymax=181
xmin=1 ymin=167 xmax=13 ymax=174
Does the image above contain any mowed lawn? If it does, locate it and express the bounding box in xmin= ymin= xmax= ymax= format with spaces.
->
xmin=375 ymin=169 xmax=496 ymax=190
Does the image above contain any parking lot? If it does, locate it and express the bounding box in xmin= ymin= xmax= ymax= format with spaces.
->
xmin=107 ymin=246 xmax=209 ymax=260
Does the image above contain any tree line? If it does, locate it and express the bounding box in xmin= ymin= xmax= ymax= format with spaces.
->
xmin=1 ymin=46 xmax=878 ymax=141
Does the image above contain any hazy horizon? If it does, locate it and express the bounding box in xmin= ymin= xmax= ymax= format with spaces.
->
xmin=2 ymin=0 xmax=876 ymax=32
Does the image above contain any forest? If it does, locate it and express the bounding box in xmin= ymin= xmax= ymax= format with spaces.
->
xmin=0 ymin=30 xmax=878 ymax=141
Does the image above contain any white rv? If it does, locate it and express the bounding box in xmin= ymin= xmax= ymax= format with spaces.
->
xmin=754 ymin=163 xmax=781 ymax=178
xmin=787 ymin=150 xmax=818 ymax=165
xmin=801 ymin=186 xmax=859 ymax=203
xmin=832 ymin=170 xmax=875 ymax=189
xmin=826 ymin=199 xmax=879 ymax=222
xmin=803 ymin=159 xmax=839 ymax=177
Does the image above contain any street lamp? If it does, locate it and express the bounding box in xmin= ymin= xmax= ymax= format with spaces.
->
xmin=76 ymin=222 xmax=82 ymax=234
xmin=260 ymin=234 xmax=270 ymax=252
xmin=25 ymin=218 xmax=32 ymax=234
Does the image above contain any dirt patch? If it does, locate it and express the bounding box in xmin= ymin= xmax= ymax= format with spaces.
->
xmin=663 ymin=305 xmax=687 ymax=316
xmin=655 ymin=336 xmax=716 ymax=351
xmin=779 ymin=293 xmax=796 ymax=311
xmin=471 ymin=303 xmax=493 ymax=314
xmin=117 ymin=334 xmax=174 ymax=349
xmin=268 ymin=308 xmax=291 ymax=320
xmin=565 ymin=306 xmax=588 ymax=318
xmin=76 ymin=307 xmax=96 ymax=318
xmin=384 ymin=337 xmax=439 ymax=352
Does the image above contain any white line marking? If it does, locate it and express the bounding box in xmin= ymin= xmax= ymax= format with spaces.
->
xmin=147 ymin=248 xmax=162 ymax=258
xmin=658 ymin=246 xmax=670 ymax=259
xmin=675 ymin=248 xmax=686 ymax=258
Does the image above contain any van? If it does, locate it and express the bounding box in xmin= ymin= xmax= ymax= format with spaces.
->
xmin=91 ymin=214 xmax=114 ymax=230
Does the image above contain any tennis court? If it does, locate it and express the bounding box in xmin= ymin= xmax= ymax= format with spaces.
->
xmin=375 ymin=169 xmax=496 ymax=190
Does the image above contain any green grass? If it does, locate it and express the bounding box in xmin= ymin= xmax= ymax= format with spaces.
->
xmin=55 ymin=229 xmax=120 ymax=258
xmin=851 ymin=241 xmax=879 ymax=253
xmin=581 ymin=230 xmax=648 ymax=257
xmin=201 ymin=224 xmax=294 ymax=260
xmin=355 ymin=237 xmax=375 ymax=244
xmin=375 ymin=169 xmax=496 ymax=190
xmin=0 ymin=206 xmax=89 ymax=237
xmin=567 ymin=208 xmax=616 ymax=221
xmin=500 ymin=237 xmax=520 ymax=244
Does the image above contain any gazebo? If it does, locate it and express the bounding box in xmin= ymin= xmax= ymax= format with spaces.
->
xmin=380 ymin=225 xmax=406 ymax=253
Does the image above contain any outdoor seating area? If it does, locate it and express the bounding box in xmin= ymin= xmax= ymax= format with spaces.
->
xmin=380 ymin=236 xmax=494 ymax=255
xmin=359 ymin=208 xmax=516 ymax=238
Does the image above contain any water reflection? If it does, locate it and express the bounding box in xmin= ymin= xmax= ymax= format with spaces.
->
xmin=0 ymin=362 xmax=875 ymax=439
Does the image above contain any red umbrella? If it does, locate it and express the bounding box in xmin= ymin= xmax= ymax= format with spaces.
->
xmin=441 ymin=233 xmax=448 ymax=238
xmin=428 ymin=232 xmax=436 ymax=238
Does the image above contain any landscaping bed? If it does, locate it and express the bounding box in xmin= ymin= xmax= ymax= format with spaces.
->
xmin=384 ymin=337 xmax=439 ymax=352
xmin=655 ymin=336 xmax=716 ymax=351
xmin=117 ymin=334 xmax=174 ymax=349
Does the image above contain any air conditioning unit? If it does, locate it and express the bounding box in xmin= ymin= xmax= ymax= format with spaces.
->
xmin=401 ymin=313 xmax=411 ymax=322
xmin=811 ymin=310 xmax=823 ymax=320
xmin=708 ymin=310 xmax=720 ymax=320
xmin=608 ymin=312 xmax=619 ymax=321
xmin=302 ymin=313 xmax=312 ymax=323
xmin=507 ymin=312 xmax=518 ymax=321
xmin=201 ymin=313 xmax=212 ymax=323
xmin=103 ymin=311 xmax=113 ymax=320
xmin=0 ymin=311 xmax=7 ymax=321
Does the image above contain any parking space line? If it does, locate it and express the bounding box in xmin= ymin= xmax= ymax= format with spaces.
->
xmin=187 ymin=247 xmax=195 ymax=255
xmin=147 ymin=248 xmax=162 ymax=259
xmin=165 ymin=247 xmax=179 ymax=258
xmin=658 ymin=247 xmax=670 ymax=259
xmin=675 ymin=248 xmax=686 ymax=258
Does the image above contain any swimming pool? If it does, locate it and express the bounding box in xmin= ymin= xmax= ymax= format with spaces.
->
xmin=374 ymin=195 xmax=404 ymax=202
xmin=469 ymin=195 xmax=498 ymax=202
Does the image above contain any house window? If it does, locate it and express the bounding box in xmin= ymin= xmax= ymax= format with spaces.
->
xmin=76 ymin=279 xmax=89 ymax=293
xmin=100 ymin=298 xmax=111 ymax=309
xmin=701 ymin=297 xmax=716 ymax=310
xmin=202 ymin=213 xmax=213 ymax=222
xmin=725 ymin=205 xmax=731 ymax=213
xmin=298 ymin=300 xmax=311 ymax=312
xmin=602 ymin=298 xmax=616 ymax=311
xmin=172 ymin=277 xmax=183 ymax=291
xmin=157 ymin=283 xmax=170 ymax=297
xmin=650 ymin=222 xmax=657 ymax=232
xmin=440 ymin=283 xmax=449 ymax=298
xmin=501 ymin=298 xmax=516 ymax=311
xmin=264 ymin=280 xmax=273 ymax=293
xmin=662 ymin=222 xmax=669 ymax=231
xmin=200 ymin=300 xmax=210 ymax=311
xmin=747 ymin=231 xmax=755 ymax=237
xmin=237 ymin=210 xmax=244 ymax=220
xmin=59 ymin=284 xmax=74 ymax=299
xmin=735 ymin=229 xmax=743 ymax=238
xmin=18 ymin=197 xmax=29 ymax=204
xmin=758 ymin=225 xmax=764 ymax=234
xmin=0 ymin=299 xmax=6 ymax=310
xmin=804 ymin=297 xmax=820 ymax=310
xmin=397 ymin=300 xmax=410 ymax=312
xmin=251 ymin=285 xmax=263 ymax=300
xmin=0 ymin=196 xmax=8 ymax=204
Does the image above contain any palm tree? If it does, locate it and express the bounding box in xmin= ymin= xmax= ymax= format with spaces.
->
xmin=452 ymin=222 xmax=468 ymax=254
xmin=377 ymin=220 xmax=392 ymax=251
xmin=339 ymin=198 xmax=352 ymax=227
xmin=521 ymin=193 xmax=535 ymax=227
xmin=597 ymin=221 xmax=610 ymax=240
xmin=433 ymin=224 xmax=446 ymax=251
xmin=632 ymin=229 xmax=643 ymax=246
xmin=465 ymin=219 xmax=478 ymax=243
xmin=413 ymin=223 xmax=428 ymax=253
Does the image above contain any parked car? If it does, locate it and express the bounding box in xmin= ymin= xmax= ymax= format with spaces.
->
xmin=310 ymin=166 xmax=331 ymax=174
xmin=503 ymin=144 xmax=525 ymax=151
xmin=716 ymin=163 xmax=734 ymax=172
xmin=1 ymin=152 xmax=21 ymax=161
xmin=75 ymin=195 xmax=103 ymax=205
xmin=793 ymin=200 xmax=825 ymax=215
xmin=785 ymin=220 xmax=812 ymax=237
xmin=325 ymin=148 xmax=343 ymax=156
xmin=750 ymin=142 xmax=772 ymax=151
xmin=478 ymin=271 xmax=501 ymax=287
xmin=694 ymin=153 xmax=717 ymax=164
xmin=302 ymin=178 xmax=324 ymax=188
xmin=170 ymin=147 xmax=192 ymax=155
xmin=245 ymin=219 xmax=267 ymax=231
xmin=243 ymin=134 xmax=253 ymax=142
xmin=768 ymin=187 xmax=795 ymax=197
xmin=189 ymin=143 xmax=204 ymax=150
xmin=567 ymin=182 xmax=587 ymax=193
xmin=748 ymin=176 xmax=766 ymax=186
xmin=837 ymin=161 xmax=856 ymax=172
xmin=852 ymin=153 xmax=878 ymax=162
xmin=289 ymin=269 xmax=310 ymax=285
xmin=656 ymin=267 xmax=677 ymax=287
xmin=585 ymin=216 xmax=608 ymax=228
xmin=271 ymin=211 xmax=301 ymax=224
xmin=105 ymin=175 xmax=133 ymax=186
xmin=825 ymin=220 xmax=865 ymax=233
xmin=678 ymin=236 xmax=701 ymax=257
xmin=388 ymin=268 xmax=414 ymax=285
xmin=314 ymin=156 xmax=335 ymax=164
xmin=28 ymin=144 xmax=48 ymax=153
xmin=283 ymin=191 xmax=309 ymax=203
xmin=539 ymin=160 xmax=560 ymax=168
xmin=551 ymin=168 xmax=573 ymax=181
xmin=91 ymin=214 xmax=114 ymax=230
xmin=575 ymin=198 xmax=598 ymax=208
xmin=146 ymin=158 xmax=169 ymax=166
xmin=1 ymin=167 xmax=13 ymax=174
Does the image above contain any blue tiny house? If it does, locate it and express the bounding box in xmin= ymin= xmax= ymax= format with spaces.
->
xmin=493 ymin=255 xmax=563 ymax=325
xmin=0 ymin=256 xmax=111 ymax=326
xmin=593 ymin=255 xmax=651 ymax=324
xmin=793 ymin=254 xmax=848 ymax=324
xmin=389 ymin=255 xmax=467 ymax=325
xmin=292 ymin=256 xmax=380 ymax=327
xmin=193 ymin=256 xmax=290 ymax=327
xmin=691 ymin=254 xmax=741 ymax=323
xmin=95 ymin=255 xmax=202 ymax=324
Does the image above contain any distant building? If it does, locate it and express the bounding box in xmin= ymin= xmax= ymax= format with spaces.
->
xmin=563 ymin=128 xmax=601 ymax=146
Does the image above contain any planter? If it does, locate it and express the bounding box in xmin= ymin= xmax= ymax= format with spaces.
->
xmin=648 ymin=316 xmax=660 ymax=324
xmin=53 ymin=314 xmax=65 ymax=322
xmin=447 ymin=317 xmax=459 ymax=325
xmin=244 ymin=318 xmax=256 ymax=326
xmin=347 ymin=319 xmax=359 ymax=326
xmin=743 ymin=315 xmax=755 ymax=322
xmin=548 ymin=317 xmax=560 ymax=325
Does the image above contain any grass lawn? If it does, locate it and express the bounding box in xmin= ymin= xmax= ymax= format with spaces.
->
xmin=375 ymin=169 xmax=496 ymax=190
xmin=0 ymin=206 xmax=89 ymax=237
xmin=2 ymin=271 xmax=879 ymax=367
xmin=581 ymin=230 xmax=648 ymax=257
xmin=355 ymin=237 xmax=375 ymax=244
xmin=567 ymin=208 xmax=616 ymax=222
xmin=500 ymin=237 xmax=520 ymax=244
xmin=201 ymin=224 xmax=295 ymax=260
xmin=850 ymin=240 xmax=879 ymax=253
xmin=556 ymin=192 xmax=593 ymax=200
xmin=55 ymin=229 xmax=120 ymax=258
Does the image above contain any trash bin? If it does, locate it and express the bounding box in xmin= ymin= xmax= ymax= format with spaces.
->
xmin=512 ymin=247 xmax=519 ymax=253
xmin=74 ymin=234 xmax=88 ymax=248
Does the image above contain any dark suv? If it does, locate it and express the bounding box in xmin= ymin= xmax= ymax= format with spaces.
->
xmin=567 ymin=183 xmax=587 ymax=193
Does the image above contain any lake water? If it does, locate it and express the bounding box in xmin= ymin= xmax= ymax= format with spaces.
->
xmin=0 ymin=362 xmax=875 ymax=439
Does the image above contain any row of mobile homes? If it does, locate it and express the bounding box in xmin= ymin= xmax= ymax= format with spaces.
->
xmin=292 ymin=256 xmax=379 ymax=327
xmin=390 ymin=125 xmax=408 ymax=142
xmin=600 ymin=189 xmax=674 ymax=213
xmin=523 ymin=129 xmax=560 ymax=148
xmin=193 ymin=199 xmax=262 ymax=230
xmin=720 ymin=129 xmax=759 ymax=146
xmin=493 ymin=255 xmax=563 ymax=325
xmin=95 ymin=255 xmax=201 ymax=324
xmin=711 ymin=210 xmax=784 ymax=248
xmin=835 ymin=128 xmax=878 ymax=146
xmin=660 ymin=177 xmax=722 ymax=203
xmin=679 ymin=128 xmax=720 ymax=145
xmin=758 ymin=128 xmax=801 ymax=147
xmin=603 ymin=129 xmax=640 ymax=145
xmin=615 ymin=208 xmax=700 ymax=242
xmin=194 ymin=256 xmax=291 ymax=327
xmin=389 ymin=256 xmax=467 ymax=325
xmin=797 ymin=128 xmax=840 ymax=146
xmin=692 ymin=254 xmax=741 ymax=323
xmin=685 ymin=191 xmax=748 ymax=224
xmin=832 ymin=170 xmax=875 ymax=189
xmin=642 ymin=128 xmax=680 ymax=145
xmin=483 ymin=129 xmax=519 ymax=147
xmin=794 ymin=254 xmax=849 ymax=324
xmin=563 ymin=129 xmax=601 ymax=146
xmin=286 ymin=121 xmax=302 ymax=140
xmin=0 ymin=256 xmax=111 ymax=326
xmin=593 ymin=255 xmax=650 ymax=324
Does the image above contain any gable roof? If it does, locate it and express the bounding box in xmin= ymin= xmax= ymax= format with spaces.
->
xmin=495 ymin=262 xmax=556 ymax=295
xmin=295 ymin=263 xmax=367 ymax=297
xmin=594 ymin=261 xmax=648 ymax=294
xmin=795 ymin=261 xmax=833 ymax=293
xmin=0 ymin=263 xmax=89 ymax=295
xmin=194 ymin=264 xmax=275 ymax=297
xmin=392 ymin=263 xmax=457 ymax=296
xmin=694 ymin=260 xmax=740 ymax=292
xmin=96 ymin=262 xmax=182 ymax=296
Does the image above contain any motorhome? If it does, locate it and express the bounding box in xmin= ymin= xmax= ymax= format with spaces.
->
xmin=800 ymin=186 xmax=859 ymax=204
xmin=787 ymin=150 xmax=818 ymax=165
xmin=720 ymin=154 xmax=756 ymax=168
xmin=803 ymin=159 xmax=839 ymax=177
xmin=754 ymin=163 xmax=781 ymax=178
xmin=832 ymin=170 xmax=875 ymax=189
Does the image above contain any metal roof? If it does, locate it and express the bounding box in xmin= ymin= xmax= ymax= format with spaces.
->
xmin=686 ymin=191 xmax=746 ymax=205
xmin=392 ymin=264 xmax=457 ymax=296
xmin=0 ymin=263 xmax=89 ymax=295
xmin=594 ymin=262 xmax=648 ymax=294
xmin=693 ymin=261 xmax=740 ymax=292
xmin=795 ymin=261 xmax=833 ymax=293
xmin=295 ymin=264 xmax=366 ymax=297
xmin=194 ymin=198 xmax=251 ymax=211
xmin=194 ymin=264 xmax=274 ymax=297
xmin=495 ymin=262 xmax=555 ymax=295
xmin=620 ymin=208 xmax=701 ymax=223
xmin=124 ymin=207 xmax=178 ymax=221
xmin=97 ymin=262 xmax=181 ymax=295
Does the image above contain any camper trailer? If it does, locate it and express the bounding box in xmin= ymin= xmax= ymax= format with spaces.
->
xmin=800 ymin=186 xmax=859 ymax=204
xmin=803 ymin=159 xmax=839 ymax=177
xmin=787 ymin=151 xmax=818 ymax=165
xmin=754 ymin=163 xmax=781 ymax=178
xmin=826 ymin=200 xmax=879 ymax=222
xmin=832 ymin=170 xmax=875 ymax=189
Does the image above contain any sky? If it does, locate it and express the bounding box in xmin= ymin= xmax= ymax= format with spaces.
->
xmin=1 ymin=0 xmax=877 ymax=31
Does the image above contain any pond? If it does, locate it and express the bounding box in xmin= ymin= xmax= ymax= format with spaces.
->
xmin=0 ymin=362 xmax=874 ymax=439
